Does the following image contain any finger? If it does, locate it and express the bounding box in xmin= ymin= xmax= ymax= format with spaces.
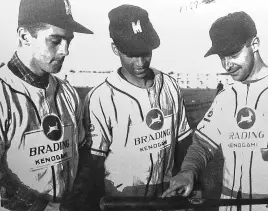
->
xmin=162 ymin=185 xmax=184 ymax=198
xmin=181 ymin=186 xmax=193 ymax=197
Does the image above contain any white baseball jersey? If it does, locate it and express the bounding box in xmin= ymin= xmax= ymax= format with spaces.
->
xmin=84 ymin=68 xmax=192 ymax=196
xmin=196 ymin=74 xmax=268 ymax=211
xmin=0 ymin=66 xmax=85 ymax=209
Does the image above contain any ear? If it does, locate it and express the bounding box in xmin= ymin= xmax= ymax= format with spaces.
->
xmin=111 ymin=43 xmax=119 ymax=56
xmin=18 ymin=27 xmax=32 ymax=46
xmin=251 ymin=37 xmax=260 ymax=53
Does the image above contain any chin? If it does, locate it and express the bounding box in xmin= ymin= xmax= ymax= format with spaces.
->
xmin=50 ymin=66 xmax=63 ymax=74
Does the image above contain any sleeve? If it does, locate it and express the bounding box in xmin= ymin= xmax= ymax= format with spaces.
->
xmin=0 ymin=83 xmax=49 ymax=210
xmin=179 ymin=93 xmax=225 ymax=178
xmin=194 ymin=93 xmax=224 ymax=149
xmin=67 ymin=82 xmax=86 ymax=148
xmin=83 ymin=88 xmax=112 ymax=157
xmin=75 ymin=90 xmax=86 ymax=149
xmin=176 ymin=84 xmax=192 ymax=141
xmin=177 ymin=99 xmax=192 ymax=141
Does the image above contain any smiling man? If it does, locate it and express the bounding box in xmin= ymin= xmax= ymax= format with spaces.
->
xmin=0 ymin=0 xmax=93 ymax=210
xmin=162 ymin=11 xmax=268 ymax=211
xmin=83 ymin=4 xmax=192 ymax=210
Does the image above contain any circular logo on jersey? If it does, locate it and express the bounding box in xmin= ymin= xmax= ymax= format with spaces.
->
xmin=236 ymin=107 xmax=256 ymax=129
xmin=146 ymin=108 xmax=164 ymax=130
xmin=42 ymin=115 xmax=62 ymax=141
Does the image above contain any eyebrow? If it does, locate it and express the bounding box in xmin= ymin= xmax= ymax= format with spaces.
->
xmin=49 ymin=34 xmax=74 ymax=41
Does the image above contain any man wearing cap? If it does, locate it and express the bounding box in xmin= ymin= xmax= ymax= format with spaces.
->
xmin=0 ymin=0 xmax=93 ymax=210
xmin=83 ymin=4 xmax=192 ymax=208
xmin=162 ymin=11 xmax=268 ymax=211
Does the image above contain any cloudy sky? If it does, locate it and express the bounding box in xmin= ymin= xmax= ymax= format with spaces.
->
xmin=1 ymin=0 xmax=268 ymax=81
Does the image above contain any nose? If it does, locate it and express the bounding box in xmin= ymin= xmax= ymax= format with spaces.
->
xmin=222 ymin=56 xmax=233 ymax=71
xmin=58 ymin=40 xmax=69 ymax=56
xmin=136 ymin=57 xmax=145 ymax=66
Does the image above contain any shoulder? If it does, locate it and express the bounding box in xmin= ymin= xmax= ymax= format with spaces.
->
xmin=84 ymin=80 xmax=109 ymax=107
xmin=50 ymin=75 xmax=82 ymax=107
xmin=152 ymin=68 xmax=178 ymax=85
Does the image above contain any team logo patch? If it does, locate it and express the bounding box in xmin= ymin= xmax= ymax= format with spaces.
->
xmin=146 ymin=108 xmax=164 ymax=130
xmin=63 ymin=0 xmax=72 ymax=15
xmin=132 ymin=20 xmax=142 ymax=34
xmin=236 ymin=107 xmax=256 ymax=129
xmin=42 ymin=115 xmax=62 ymax=141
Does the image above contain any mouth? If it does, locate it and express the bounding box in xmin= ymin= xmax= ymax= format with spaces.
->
xmin=218 ymin=68 xmax=240 ymax=76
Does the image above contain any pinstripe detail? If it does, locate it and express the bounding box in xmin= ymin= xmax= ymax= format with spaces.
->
xmin=195 ymin=130 xmax=219 ymax=148
xmin=54 ymin=79 xmax=61 ymax=119
xmin=1 ymin=80 xmax=42 ymax=124
xmin=51 ymin=166 xmax=57 ymax=202
xmin=124 ymin=116 xmax=131 ymax=147
xmin=106 ymin=79 xmax=144 ymax=121
xmin=61 ymin=89 xmax=73 ymax=114
xmin=231 ymin=152 xmax=236 ymax=199
xmin=255 ymin=86 xmax=268 ymax=109
xmin=111 ymin=95 xmax=118 ymax=123
xmin=99 ymin=98 xmax=109 ymax=130
xmin=92 ymin=112 xmax=110 ymax=145
xmin=232 ymin=87 xmax=238 ymax=117
xmin=158 ymin=73 xmax=164 ymax=109
xmin=249 ymin=151 xmax=253 ymax=201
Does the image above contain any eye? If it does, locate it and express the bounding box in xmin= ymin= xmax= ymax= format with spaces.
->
xmin=51 ymin=39 xmax=61 ymax=45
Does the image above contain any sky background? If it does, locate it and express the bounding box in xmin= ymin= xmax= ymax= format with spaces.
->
xmin=1 ymin=0 xmax=268 ymax=85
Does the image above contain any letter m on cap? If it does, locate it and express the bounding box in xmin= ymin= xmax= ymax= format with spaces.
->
xmin=132 ymin=20 xmax=142 ymax=34
xmin=63 ymin=0 xmax=72 ymax=15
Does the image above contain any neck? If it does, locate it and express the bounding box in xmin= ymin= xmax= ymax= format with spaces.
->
xmin=120 ymin=67 xmax=155 ymax=89
xmin=16 ymin=47 xmax=45 ymax=76
xmin=244 ymin=53 xmax=268 ymax=82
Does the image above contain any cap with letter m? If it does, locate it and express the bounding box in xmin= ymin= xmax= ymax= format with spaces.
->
xmin=18 ymin=0 xmax=93 ymax=34
xmin=108 ymin=4 xmax=160 ymax=57
xmin=204 ymin=11 xmax=257 ymax=57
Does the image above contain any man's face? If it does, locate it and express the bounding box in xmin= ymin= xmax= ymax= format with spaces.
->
xmin=30 ymin=24 xmax=74 ymax=75
xmin=118 ymin=50 xmax=152 ymax=79
xmin=219 ymin=44 xmax=254 ymax=82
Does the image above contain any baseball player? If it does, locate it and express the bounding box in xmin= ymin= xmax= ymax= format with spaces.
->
xmin=162 ymin=11 xmax=268 ymax=211
xmin=83 ymin=4 xmax=192 ymax=209
xmin=0 ymin=0 xmax=93 ymax=210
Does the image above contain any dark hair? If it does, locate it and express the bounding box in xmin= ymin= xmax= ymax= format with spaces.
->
xmin=17 ymin=22 xmax=49 ymax=38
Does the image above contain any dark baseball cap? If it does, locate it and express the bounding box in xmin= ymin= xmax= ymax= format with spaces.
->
xmin=204 ymin=11 xmax=257 ymax=57
xmin=108 ymin=4 xmax=160 ymax=57
xmin=18 ymin=0 xmax=93 ymax=34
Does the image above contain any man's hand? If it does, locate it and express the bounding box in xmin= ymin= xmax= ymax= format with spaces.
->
xmin=161 ymin=171 xmax=195 ymax=198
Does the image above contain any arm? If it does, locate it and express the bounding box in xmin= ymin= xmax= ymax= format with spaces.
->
xmin=163 ymin=91 xmax=224 ymax=198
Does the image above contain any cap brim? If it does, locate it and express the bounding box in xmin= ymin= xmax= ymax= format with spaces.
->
xmin=204 ymin=46 xmax=215 ymax=57
xmin=71 ymin=20 xmax=93 ymax=34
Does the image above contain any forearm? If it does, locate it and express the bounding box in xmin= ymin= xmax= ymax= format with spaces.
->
xmin=180 ymin=133 xmax=216 ymax=180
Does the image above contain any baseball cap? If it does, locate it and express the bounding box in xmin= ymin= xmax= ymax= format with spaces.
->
xmin=18 ymin=0 xmax=93 ymax=34
xmin=204 ymin=11 xmax=257 ymax=57
xmin=108 ymin=4 xmax=160 ymax=57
